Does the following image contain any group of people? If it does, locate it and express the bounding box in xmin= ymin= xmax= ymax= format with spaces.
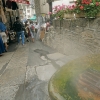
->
xmin=0 ymin=16 xmax=40 ymax=56
xmin=0 ymin=16 xmax=50 ymax=57
xmin=13 ymin=17 xmax=40 ymax=45
xmin=24 ymin=21 xmax=39 ymax=43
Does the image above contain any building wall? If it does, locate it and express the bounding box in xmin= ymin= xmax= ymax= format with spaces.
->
xmin=40 ymin=0 xmax=49 ymax=14
xmin=25 ymin=5 xmax=35 ymax=19
xmin=18 ymin=3 xmax=35 ymax=19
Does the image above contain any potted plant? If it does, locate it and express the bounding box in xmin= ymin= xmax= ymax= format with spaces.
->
xmin=64 ymin=5 xmax=75 ymax=18
xmin=74 ymin=0 xmax=100 ymax=18
xmin=50 ymin=5 xmax=76 ymax=19
xmin=51 ymin=5 xmax=66 ymax=20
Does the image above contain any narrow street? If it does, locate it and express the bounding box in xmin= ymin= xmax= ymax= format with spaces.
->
xmin=1 ymin=0 xmax=100 ymax=99
xmin=0 ymin=41 xmax=78 ymax=100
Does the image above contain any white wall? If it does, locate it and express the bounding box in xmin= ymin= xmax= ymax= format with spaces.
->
xmin=53 ymin=0 xmax=75 ymax=7
xmin=25 ymin=6 xmax=35 ymax=19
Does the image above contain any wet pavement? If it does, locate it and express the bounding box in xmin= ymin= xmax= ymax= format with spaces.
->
xmin=0 ymin=41 xmax=79 ymax=100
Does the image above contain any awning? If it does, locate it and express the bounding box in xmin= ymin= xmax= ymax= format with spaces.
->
xmin=30 ymin=15 xmax=36 ymax=20
xmin=11 ymin=0 xmax=30 ymax=4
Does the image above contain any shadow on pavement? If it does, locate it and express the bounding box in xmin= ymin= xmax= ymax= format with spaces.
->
xmin=8 ymin=42 xmax=18 ymax=52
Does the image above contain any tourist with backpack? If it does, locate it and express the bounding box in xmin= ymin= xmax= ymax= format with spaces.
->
xmin=13 ymin=17 xmax=25 ymax=45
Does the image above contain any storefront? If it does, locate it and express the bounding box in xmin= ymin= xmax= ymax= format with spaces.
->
xmin=0 ymin=0 xmax=30 ymax=43
xmin=0 ymin=0 xmax=30 ymax=29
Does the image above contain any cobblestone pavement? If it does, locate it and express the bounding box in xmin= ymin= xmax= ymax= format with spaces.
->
xmin=0 ymin=41 xmax=79 ymax=100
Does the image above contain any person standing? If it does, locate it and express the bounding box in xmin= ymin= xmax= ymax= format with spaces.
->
xmin=34 ymin=22 xmax=39 ymax=40
xmin=29 ymin=21 xmax=34 ymax=42
xmin=0 ymin=36 xmax=5 ymax=56
xmin=13 ymin=17 xmax=25 ymax=45
xmin=25 ymin=22 xmax=30 ymax=42
xmin=0 ymin=18 xmax=8 ymax=51
xmin=46 ymin=21 xmax=50 ymax=32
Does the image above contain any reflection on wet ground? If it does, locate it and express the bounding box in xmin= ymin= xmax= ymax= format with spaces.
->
xmin=49 ymin=54 xmax=100 ymax=100
xmin=15 ymin=75 xmax=50 ymax=100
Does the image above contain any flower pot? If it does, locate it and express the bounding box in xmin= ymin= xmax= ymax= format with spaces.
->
xmin=96 ymin=13 xmax=100 ymax=17
xmin=75 ymin=13 xmax=85 ymax=18
xmin=64 ymin=13 xmax=74 ymax=19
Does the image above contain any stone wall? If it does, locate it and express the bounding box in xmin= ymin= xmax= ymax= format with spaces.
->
xmin=43 ymin=18 xmax=100 ymax=57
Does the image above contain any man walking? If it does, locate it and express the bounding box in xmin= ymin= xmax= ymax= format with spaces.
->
xmin=13 ymin=17 xmax=25 ymax=45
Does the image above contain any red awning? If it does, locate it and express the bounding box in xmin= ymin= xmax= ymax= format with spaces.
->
xmin=11 ymin=0 xmax=30 ymax=4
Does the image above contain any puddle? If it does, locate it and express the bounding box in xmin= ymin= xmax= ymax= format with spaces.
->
xmin=15 ymin=75 xmax=49 ymax=100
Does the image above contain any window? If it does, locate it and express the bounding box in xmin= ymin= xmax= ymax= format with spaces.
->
xmin=28 ymin=15 xmax=30 ymax=18
xmin=27 ymin=10 xmax=30 ymax=13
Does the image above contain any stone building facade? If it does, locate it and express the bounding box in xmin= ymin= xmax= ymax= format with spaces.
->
xmin=43 ymin=18 xmax=100 ymax=57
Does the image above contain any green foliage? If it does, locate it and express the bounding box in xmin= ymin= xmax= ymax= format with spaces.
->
xmin=52 ymin=10 xmax=65 ymax=20
xmin=52 ymin=5 xmax=75 ymax=20
xmin=74 ymin=0 xmax=100 ymax=18
xmin=51 ymin=0 xmax=100 ymax=19
xmin=51 ymin=54 xmax=100 ymax=100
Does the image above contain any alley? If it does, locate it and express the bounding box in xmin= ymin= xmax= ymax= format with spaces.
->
xmin=0 ymin=41 xmax=78 ymax=100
